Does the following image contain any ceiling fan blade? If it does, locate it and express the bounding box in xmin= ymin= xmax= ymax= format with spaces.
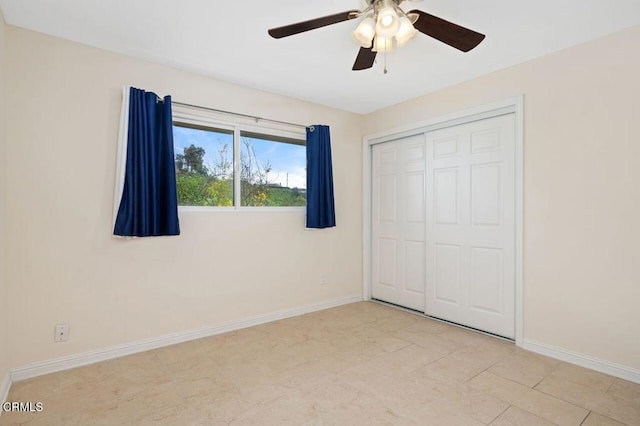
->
xmin=409 ymin=10 xmax=485 ymax=52
xmin=268 ymin=10 xmax=360 ymax=39
xmin=352 ymin=46 xmax=377 ymax=71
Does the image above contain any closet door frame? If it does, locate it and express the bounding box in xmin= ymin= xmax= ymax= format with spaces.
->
xmin=362 ymin=96 xmax=525 ymax=346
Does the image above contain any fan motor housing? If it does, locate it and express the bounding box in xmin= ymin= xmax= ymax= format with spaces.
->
xmin=366 ymin=0 xmax=401 ymax=6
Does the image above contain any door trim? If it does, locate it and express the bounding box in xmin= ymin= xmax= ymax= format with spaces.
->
xmin=362 ymin=96 xmax=525 ymax=346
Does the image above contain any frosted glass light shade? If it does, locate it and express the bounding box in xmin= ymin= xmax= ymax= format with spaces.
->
xmin=372 ymin=36 xmax=394 ymax=52
xmin=375 ymin=3 xmax=400 ymax=38
xmin=395 ymin=16 xmax=418 ymax=47
xmin=352 ymin=16 xmax=376 ymax=48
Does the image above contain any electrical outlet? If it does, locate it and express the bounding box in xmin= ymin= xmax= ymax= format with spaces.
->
xmin=54 ymin=324 xmax=70 ymax=342
xmin=320 ymin=274 xmax=328 ymax=285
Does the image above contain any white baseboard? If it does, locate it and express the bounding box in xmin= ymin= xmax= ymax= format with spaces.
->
xmin=522 ymin=339 xmax=640 ymax=384
xmin=0 ymin=370 xmax=10 ymax=409
xmin=11 ymin=295 xmax=362 ymax=382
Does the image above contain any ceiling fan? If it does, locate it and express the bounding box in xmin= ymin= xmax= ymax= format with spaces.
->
xmin=268 ymin=0 xmax=485 ymax=71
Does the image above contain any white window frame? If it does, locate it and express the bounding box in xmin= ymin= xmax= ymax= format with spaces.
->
xmin=172 ymin=104 xmax=306 ymax=212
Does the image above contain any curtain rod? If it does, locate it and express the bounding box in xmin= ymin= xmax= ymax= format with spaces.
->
xmin=171 ymin=100 xmax=311 ymax=130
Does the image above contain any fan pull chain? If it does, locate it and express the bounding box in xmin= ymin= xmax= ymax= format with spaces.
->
xmin=384 ymin=50 xmax=388 ymax=74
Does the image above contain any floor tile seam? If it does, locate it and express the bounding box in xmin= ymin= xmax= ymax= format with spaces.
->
xmin=579 ymin=411 xmax=593 ymax=426
xmin=482 ymin=366 xmax=522 ymax=384
xmin=470 ymin=371 xmax=590 ymax=416
xmin=601 ymin=391 xmax=640 ymax=411
xmin=545 ymin=365 xmax=619 ymax=391
xmin=486 ymin=402 xmax=511 ymax=425
xmin=465 ymin=366 xmax=500 ymax=386
xmin=389 ymin=328 xmax=446 ymax=344
xmin=535 ymin=377 xmax=638 ymax=411
xmin=534 ymin=395 xmax=590 ymax=426
xmin=414 ymin=350 xmax=453 ymax=374
xmin=404 ymin=335 xmax=465 ymax=355
xmin=531 ymin=372 xmax=552 ymax=389
xmin=580 ymin=411 xmax=631 ymax=426
xmin=564 ymin=378 xmax=616 ymax=394
xmin=479 ymin=352 xmax=517 ymax=381
xmin=530 ymin=384 xmax=603 ymax=423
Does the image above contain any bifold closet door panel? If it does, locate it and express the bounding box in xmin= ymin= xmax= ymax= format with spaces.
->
xmin=371 ymin=134 xmax=427 ymax=311
xmin=425 ymin=113 xmax=516 ymax=339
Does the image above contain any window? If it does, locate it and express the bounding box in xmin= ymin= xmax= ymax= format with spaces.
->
xmin=240 ymin=131 xmax=306 ymax=207
xmin=173 ymin=123 xmax=234 ymax=207
xmin=172 ymin=110 xmax=306 ymax=209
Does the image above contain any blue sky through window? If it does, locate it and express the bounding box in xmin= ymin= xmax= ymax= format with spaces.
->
xmin=173 ymin=125 xmax=233 ymax=178
xmin=243 ymin=137 xmax=306 ymax=189
xmin=173 ymin=125 xmax=306 ymax=189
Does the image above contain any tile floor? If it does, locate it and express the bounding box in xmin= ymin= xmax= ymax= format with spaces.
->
xmin=1 ymin=302 xmax=638 ymax=425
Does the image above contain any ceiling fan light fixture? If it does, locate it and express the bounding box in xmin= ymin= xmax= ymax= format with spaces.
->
xmin=352 ymin=15 xmax=376 ymax=48
xmin=395 ymin=16 xmax=418 ymax=47
xmin=372 ymin=35 xmax=394 ymax=53
xmin=267 ymin=3 xmax=487 ymax=72
xmin=375 ymin=0 xmax=400 ymax=38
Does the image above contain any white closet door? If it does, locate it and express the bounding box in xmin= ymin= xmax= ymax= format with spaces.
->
xmin=371 ymin=134 xmax=426 ymax=311
xmin=425 ymin=113 xmax=516 ymax=338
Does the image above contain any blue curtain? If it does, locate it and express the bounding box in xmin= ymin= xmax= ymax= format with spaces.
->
xmin=114 ymin=88 xmax=180 ymax=236
xmin=306 ymin=125 xmax=336 ymax=229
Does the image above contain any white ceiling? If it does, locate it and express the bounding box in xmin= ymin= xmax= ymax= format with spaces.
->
xmin=1 ymin=0 xmax=639 ymax=114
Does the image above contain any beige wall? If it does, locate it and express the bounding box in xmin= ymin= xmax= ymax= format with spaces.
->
xmin=365 ymin=26 xmax=640 ymax=370
xmin=0 ymin=8 xmax=9 ymax=386
xmin=3 ymin=19 xmax=638 ymax=377
xmin=4 ymin=26 xmax=363 ymax=367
